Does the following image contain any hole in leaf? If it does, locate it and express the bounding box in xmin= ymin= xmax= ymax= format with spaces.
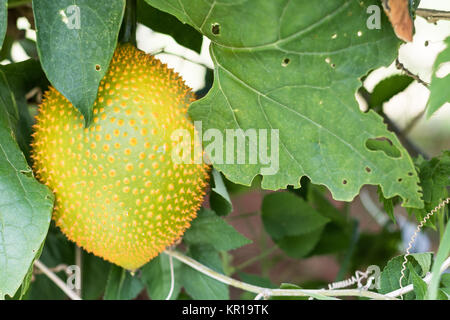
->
xmin=365 ymin=167 xmax=371 ymax=173
xmin=95 ymin=64 xmax=101 ymax=71
xmin=408 ymin=172 xmax=413 ymax=176
xmin=365 ymin=137 xmax=401 ymax=158
xmin=282 ymin=58 xmax=290 ymax=67
xmin=331 ymin=63 xmax=336 ymax=68
xmin=398 ymin=178 xmax=403 ymax=182
xmin=211 ymin=23 xmax=220 ymax=35
xmin=342 ymin=179 xmax=348 ymax=185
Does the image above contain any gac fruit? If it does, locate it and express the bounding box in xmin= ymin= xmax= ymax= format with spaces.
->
xmin=31 ymin=44 xmax=209 ymax=270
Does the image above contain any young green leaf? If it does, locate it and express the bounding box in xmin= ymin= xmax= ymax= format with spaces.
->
xmin=32 ymin=0 xmax=125 ymax=126
xmin=183 ymin=208 xmax=251 ymax=251
xmin=427 ymin=36 xmax=450 ymax=117
xmin=0 ymin=73 xmax=54 ymax=299
xmin=408 ymin=152 xmax=450 ymax=226
xmin=145 ymin=0 xmax=423 ymax=209
xmin=408 ymin=264 xmax=427 ymax=300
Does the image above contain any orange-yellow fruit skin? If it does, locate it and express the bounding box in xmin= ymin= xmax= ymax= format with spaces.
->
xmin=30 ymin=44 xmax=210 ymax=270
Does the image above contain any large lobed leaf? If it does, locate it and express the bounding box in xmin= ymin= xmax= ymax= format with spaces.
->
xmin=146 ymin=0 xmax=423 ymax=208
xmin=32 ymin=0 xmax=125 ymax=126
xmin=0 ymin=71 xmax=54 ymax=299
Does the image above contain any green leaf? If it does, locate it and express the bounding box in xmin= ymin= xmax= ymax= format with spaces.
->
xmin=440 ymin=274 xmax=450 ymax=297
xmin=379 ymin=254 xmax=431 ymax=300
xmin=138 ymin=0 xmax=202 ymax=53
xmin=427 ymin=36 xmax=450 ymax=117
xmin=141 ymin=254 xmax=182 ymax=300
xmin=32 ymin=0 xmax=125 ymax=126
xmin=210 ymin=169 xmax=233 ymax=216
xmin=377 ymin=186 xmax=399 ymax=223
xmin=0 ymin=0 xmax=6 ymax=50
xmin=145 ymin=0 xmax=423 ymax=209
xmin=262 ymin=192 xmax=329 ymax=258
xmin=9 ymin=240 xmax=45 ymax=300
xmin=181 ymin=244 xmax=229 ymax=300
xmin=410 ymin=252 xmax=432 ymax=276
xmin=369 ymin=74 xmax=414 ymax=109
xmin=183 ymin=208 xmax=251 ymax=251
xmin=408 ymin=264 xmax=427 ymax=300
xmin=104 ymin=265 xmax=144 ymax=300
xmin=408 ymin=152 xmax=450 ymax=225
xmin=427 ymin=220 xmax=450 ymax=300
xmin=0 ymin=73 xmax=54 ymax=298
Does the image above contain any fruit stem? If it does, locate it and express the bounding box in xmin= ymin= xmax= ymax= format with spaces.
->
xmin=119 ymin=0 xmax=137 ymax=46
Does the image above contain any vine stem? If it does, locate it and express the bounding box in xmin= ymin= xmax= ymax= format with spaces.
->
xmin=75 ymin=246 xmax=82 ymax=297
xmin=165 ymin=253 xmax=175 ymax=300
xmin=416 ymin=8 xmax=450 ymax=23
xmin=163 ymin=250 xmax=396 ymax=300
xmin=33 ymin=260 xmax=82 ymax=300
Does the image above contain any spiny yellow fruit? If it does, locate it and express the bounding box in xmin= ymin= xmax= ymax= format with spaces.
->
xmin=31 ymin=43 xmax=209 ymax=270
